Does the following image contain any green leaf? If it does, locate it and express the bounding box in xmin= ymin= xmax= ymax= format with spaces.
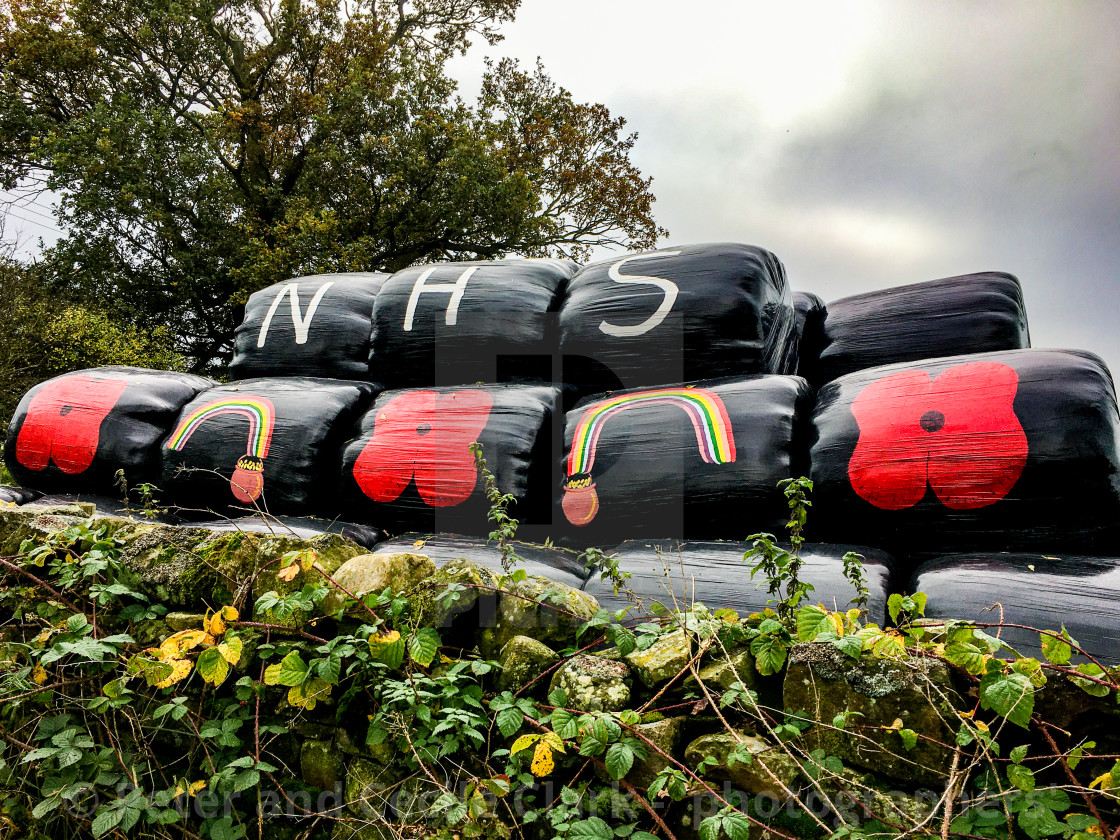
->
xmin=1070 ymin=663 xmax=1111 ymax=698
xmin=698 ymin=816 xmax=721 ymax=840
xmin=1018 ymin=802 xmax=1065 ymax=838
xmin=1008 ymin=764 xmax=1036 ymax=792
xmin=1010 ymin=744 xmax=1029 ymax=765
xmin=1041 ymin=627 xmax=1073 ymax=665
xmin=722 ymin=812 xmax=752 ymax=840
xmin=897 ymin=728 xmax=918 ymax=751
xmin=196 ymin=647 xmax=229 ymax=686
xmin=981 ymin=671 xmax=1035 ymax=728
xmin=262 ymin=651 xmax=308 ymax=687
xmin=570 ymin=817 xmax=613 ymax=840
xmin=407 ymin=627 xmax=441 ymax=667
xmin=887 ymin=593 xmax=903 ymax=624
xmin=91 ymin=807 xmax=123 ymax=837
xmin=795 ymin=605 xmax=831 ymax=642
xmin=496 ymin=707 xmax=523 ymax=738
xmin=750 ymin=633 xmax=787 ymax=676
xmin=832 ymin=634 xmax=864 ymax=660
xmin=605 ymin=742 xmax=634 ymax=780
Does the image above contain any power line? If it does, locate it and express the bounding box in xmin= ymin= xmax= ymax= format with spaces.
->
xmin=1 ymin=210 xmax=62 ymax=233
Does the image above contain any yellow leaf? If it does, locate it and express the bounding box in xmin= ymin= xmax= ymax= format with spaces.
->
xmin=369 ymin=630 xmax=401 ymax=655
xmin=154 ymin=658 xmax=192 ymax=689
xmin=277 ymin=563 xmax=300 ymax=583
xmin=287 ymin=677 xmax=332 ymax=710
xmin=510 ymin=734 xmax=541 ymax=755
xmin=160 ymin=630 xmax=213 ymax=656
xmin=413 ymin=540 xmax=426 ymax=548
xmin=1090 ymin=772 xmax=1115 ymax=791
xmin=218 ymin=637 xmax=243 ymax=666
xmin=31 ymin=665 xmax=48 ymax=685
xmin=975 ymin=720 xmax=990 ymax=733
xmin=530 ymin=741 xmax=554 ymax=777
xmin=829 ymin=612 xmax=845 ymax=636
xmin=889 ymin=718 xmax=904 ymax=731
xmin=174 ymin=779 xmax=206 ymax=797
xmin=205 ymin=606 xmax=238 ymax=636
xmin=542 ymin=732 xmax=567 ymax=754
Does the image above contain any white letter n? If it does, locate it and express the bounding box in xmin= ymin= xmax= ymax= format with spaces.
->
xmin=403 ymin=266 xmax=477 ymax=332
xmin=256 ymin=281 xmax=334 ymax=347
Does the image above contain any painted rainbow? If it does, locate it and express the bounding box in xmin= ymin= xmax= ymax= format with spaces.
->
xmin=567 ymin=387 xmax=736 ymax=478
xmin=167 ymin=397 xmax=275 ymax=458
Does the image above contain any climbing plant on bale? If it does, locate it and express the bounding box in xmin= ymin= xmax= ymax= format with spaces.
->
xmin=0 ymin=481 xmax=1118 ymax=840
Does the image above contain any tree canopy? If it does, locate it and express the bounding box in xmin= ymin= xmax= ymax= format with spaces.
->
xmin=0 ymin=0 xmax=666 ymax=371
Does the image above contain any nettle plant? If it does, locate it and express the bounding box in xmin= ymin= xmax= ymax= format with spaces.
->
xmin=0 ymin=467 xmax=1118 ymax=840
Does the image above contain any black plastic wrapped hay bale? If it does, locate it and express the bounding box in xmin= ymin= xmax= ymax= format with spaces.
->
xmin=189 ymin=516 xmax=384 ymax=550
xmin=370 ymin=259 xmax=575 ymax=387
xmin=792 ymin=291 xmax=828 ymax=382
xmin=161 ymin=378 xmax=378 ymax=515
xmin=341 ymin=385 xmax=561 ymax=537
xmin=583 ymin=540 xmax=897 ymax=626
xmin=810 ymin=349 xmax=1120 ymax=557
xmin=376 ymin=533 xmax=588 ymax=590
xmin=558 ymin=375 xmax=813 ymax=545
xmin=813 ymin=272 xmax=1029 ymax=386
xmin=0 ymin=486 xmax=41 ymax=505
xmin=559 ymin=243 xmax=798 ymax=394
xmin=910 ymin=553 xmax=1120 ymax=662
xmin=4 ymin=367 xmax=214 ymax=496
xmin=231 ymin=272 xmax=388 ymax=380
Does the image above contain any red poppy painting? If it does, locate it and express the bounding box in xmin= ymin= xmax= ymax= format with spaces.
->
xmin=848 ymin=361 xmax=1028 ymax=510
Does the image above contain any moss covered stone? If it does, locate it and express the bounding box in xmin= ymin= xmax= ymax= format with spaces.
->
xmin=119 ymin=526 xmax=251 ymax=608
xmin=345 ymin=756 xmax=404 ymax=818
xmin=410 ymin=558 xmax=500 ymax=644
xmin=319 ymin=552 xmax=436 ymax=615
xmin=497 ymin=635 xmax=559 ymax=693
xmin=478 ymin=575 xmax=599 ymax=659
xmin=0 ymin=505 xmax=84 ymax=555
xmin=625 ymin=629 xmax=693 ymax=688
xmin=783 ymin=642 xmax=962 ymax=788
xmin=689 ymin=645 xmax=763 ymax=696
xmin=253 ymin=534 xmax=367 ymax=625
xmin=300 ymin=738 xmax=344 ymax=791
xmin=550 ymin=654 xmax=632 ymax=712
xmin=684 ymin=731 xmax=801 ymax=798
xmin=628 ymin=716 xmax=688 ymax=788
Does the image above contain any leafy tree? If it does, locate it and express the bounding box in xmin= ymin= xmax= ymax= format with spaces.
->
xmin=0 ymin=0 xmax=665 ymax=372
xmin=0 ymin=259 xmax=183 ymax=427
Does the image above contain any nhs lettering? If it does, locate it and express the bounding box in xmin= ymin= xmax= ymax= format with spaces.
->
xmin=559 ymin=243 xmax=799 ymax=392
xmin=370 ymin=259 xmax=575 ymax=388
xmin=230 ymin=273 xmax=386 ymax=380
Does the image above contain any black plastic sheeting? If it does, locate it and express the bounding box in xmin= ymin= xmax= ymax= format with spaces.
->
xmin=559 ymin=243 xmax=798 ymax=395
xmin=189 ymin=516 xmax=383 ymax=550
xmin=810 ymin=349 xmax=1120 ymax=557
xmin=0 ymin=485 xmax=41 ymax=505
xmin=583 ymin=540 xmax=896 ymax=626
xmin=558 ymin=375 xmax=813 ymax=544
xmin=341 ymin=385 xmax=560 ymax=537
xmin=791 ymin=291 xmax=827 ymax=381
xmin=29 ymin=493 xmax=183 ymax=524
xmin=377 ymin=533 xmax=588 ymax=590
xmin=231 ymin=273 xmax=388 ymax=380
xmin=161 ymin=378 xmax=378 ymax=515
xmin=5 ymin=367 xmax=214 ymax=496
xmin=370 ymin=259 xmax=574 ymax=388
xmin=910 ymin=553 xmax=1120 ymax=662
xmin=813 ymin=272 xmax=1030 ymax=386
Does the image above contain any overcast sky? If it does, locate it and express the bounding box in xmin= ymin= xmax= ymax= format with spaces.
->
xmin=5 ymin=1 xmax=1118 ymax=375
xmin=451 ymin=0 xmax=1120 ymax=376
